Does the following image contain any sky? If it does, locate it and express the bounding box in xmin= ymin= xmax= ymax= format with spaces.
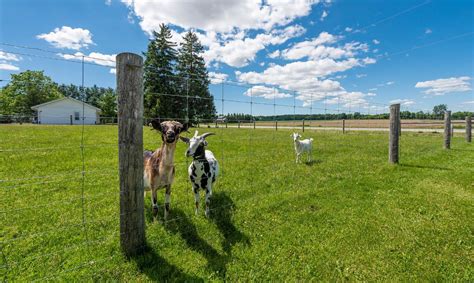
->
xmin=0 ymin=0 xmax=473 ymax=116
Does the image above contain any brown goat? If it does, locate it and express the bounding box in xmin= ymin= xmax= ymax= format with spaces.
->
xmin=144 ymin=120 xmax=188 ymax=219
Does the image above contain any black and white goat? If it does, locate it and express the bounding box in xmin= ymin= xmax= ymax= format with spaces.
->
xmin=180 ymin=131 xmax=219 ymax=217
xmin=292 ymin=132 xmax=313 ymax=163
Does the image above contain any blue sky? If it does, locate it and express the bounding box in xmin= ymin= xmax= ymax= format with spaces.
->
xmin=1 ymin=0 xmax=473 ymax=115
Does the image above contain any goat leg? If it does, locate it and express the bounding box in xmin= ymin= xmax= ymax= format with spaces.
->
xmin=151 ymin=188 xmax=158 ymax=217
xmin=193 ymin=185 xmax=200 ymax=215
xmin=205 ymin=185 xmax=212 ymax=218
xmin=164 ymin=185 xmax=171 ymax=220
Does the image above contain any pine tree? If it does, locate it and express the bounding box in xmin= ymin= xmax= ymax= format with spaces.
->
xmin=143 ymin=24 xmax=178 ymax=119
xmin=176 ymin=31 xmax=216 ymax=123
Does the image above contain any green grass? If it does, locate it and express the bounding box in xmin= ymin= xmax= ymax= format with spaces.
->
xmin=0 ymin=124 xmax=473 ymax=281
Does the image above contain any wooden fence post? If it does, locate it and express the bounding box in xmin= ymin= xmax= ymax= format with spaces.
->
xmin=444 ymin=111 xmax=451 ymax=149
xmin=253 ymin=120 xmax=256 ymax=129
xmin=389 ymin=104 xmax=400 ymax=164
xmin=238 ymin=121 xmax=241 ymax=128
xmin=215 ymin=120 xmax=218 ymax=128
xmin=117 ymin=52 xmax=145 ymax=257
xmin=466 ymin=115 xmax=472 ymax=142
xmin=226 ymin=121 xmax=228 ymax=128
xmin=302 ymin=119 xmax=305 ymax=133
xmin=275 ymin=120 xmax=278 ymax=131
xmin=342 ymin=119 xmax=345 ymax=134
xmin=70 ymin=115 xmax=73 ymax=125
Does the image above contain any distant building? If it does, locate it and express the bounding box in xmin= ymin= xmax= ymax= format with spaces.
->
xmin=216 ymin=115 xmax=227 ymax=123
xmin=31 ymin=97 xmax=100 ymax=125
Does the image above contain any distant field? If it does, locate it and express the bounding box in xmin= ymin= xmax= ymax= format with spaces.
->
xmin=252 ymin=119 xmax=466 ymax=129
xmin=1 ymin=124 xmax=473 ymax=281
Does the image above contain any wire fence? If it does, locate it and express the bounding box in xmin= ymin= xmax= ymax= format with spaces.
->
xmin=1 ymin=41 xmax=473 ymax=280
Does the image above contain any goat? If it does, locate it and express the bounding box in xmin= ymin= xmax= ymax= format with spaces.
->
xmin=180 ymin=131 xmax=219 ymax=217
xmin=291 ymin=132 xmax=313 ymax=163
xmin=144 ymin=120 xmax=188 ymax=220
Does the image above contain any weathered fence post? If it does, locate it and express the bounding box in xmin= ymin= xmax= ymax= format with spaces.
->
xmin=253 ymin=120 xmax=256 ymax=129
xmin=389 ymin=104 xmax=400 ymax=164
xmin=342 ymin=119 xmax=345 ymax=134
xmin=275 ymin=120 xmax=278 ymax=131
xmin=70 ymin=115 xmax=73 ymax=125
xmin=466 ymin=115 xmax=472 ymax=142
xmin=302 ymin=119 xmax=305 ymax=133
xmin=117 ymin=52 xmax=145 ymax=257
xmin=215 ymin=120 xmax=218 ymax=128
xmin=226 ymin=121 xmax=228 ymax=128
xmin=444 ymin=111 xmax=451 ymax=149
xmin=451 ymin=122 xmax=454 ymax=138
xmin=238 ymin=121 xmax=241 ymax=128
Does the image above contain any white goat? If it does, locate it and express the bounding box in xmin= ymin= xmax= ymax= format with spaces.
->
xmin=180 ymin=131 xmax=219 ymax=217
xmin=292 ymin=132 xmax=313 ymax=163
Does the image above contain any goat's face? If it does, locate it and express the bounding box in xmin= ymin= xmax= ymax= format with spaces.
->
xmin=150 ymin=120 xmax=189 ymax=144
xmin=180 ymin=130 xmax=214 ymax=158
xmin=291 ymin=132 xmax=301 ymax=142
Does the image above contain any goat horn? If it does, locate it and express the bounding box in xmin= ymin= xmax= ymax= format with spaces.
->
xmin=201 ymin=132 xmax=215 ymax=139
xmin=194 ymin=130 xmax=199 ymax=137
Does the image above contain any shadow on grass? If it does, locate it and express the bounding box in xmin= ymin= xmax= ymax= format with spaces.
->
xmin=164 ymin=209 xmax=228 ymax=278
xmin=400 ymin=163 xmax=452 ymax=171
xmin=209 ymin=192 xmax=251 ymax=255
xmin=131 ymin=243 xmax=202 ymax=281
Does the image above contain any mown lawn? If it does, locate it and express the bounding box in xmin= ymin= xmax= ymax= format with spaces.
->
xmin=0 ymin=124 xmax=472 ymax=281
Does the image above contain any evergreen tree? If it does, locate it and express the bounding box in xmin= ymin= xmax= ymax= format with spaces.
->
xmin=176 ymin=31 xmax=216 ymax=123
xmin=143 ymin=24 xmax=178 ymax=119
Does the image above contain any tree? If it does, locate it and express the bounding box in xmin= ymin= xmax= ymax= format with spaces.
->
xmin=143 ymin=24 xmax=178 ymax=119
xmin=433 ymin=104 xmax=447 ymax=116
xmin=176 ymin=30 xmax=216 ymax=122
xmin=98 ymin=89 xmax=117 ymax=118
xmin=0 ymin=70 xmax=62 ymax=116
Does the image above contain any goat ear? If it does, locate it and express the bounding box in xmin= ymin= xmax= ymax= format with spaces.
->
xmin=181 ymin=122 xmax=190 ymax=133
xmin=202 ymin=140 xmax=208 ymax=146
xmin=151 ymin=119 xmax=162 ymax=131
xmin=179 ymin=136 xmax=190 ymax=143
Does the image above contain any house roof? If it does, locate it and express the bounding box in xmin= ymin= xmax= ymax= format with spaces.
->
xmin=31 ymin=97 xmax=101 ymax=112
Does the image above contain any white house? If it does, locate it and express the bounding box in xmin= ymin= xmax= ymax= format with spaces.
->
xmin=31 ymin=97 xmax=100 ymax=125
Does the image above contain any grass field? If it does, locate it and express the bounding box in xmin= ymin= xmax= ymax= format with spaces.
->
xmin=1 ymin=124 xmax=473 ymax=281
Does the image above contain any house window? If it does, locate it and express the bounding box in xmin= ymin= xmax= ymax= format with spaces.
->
xmin=74 ymin=112 xmax=80 ymax=121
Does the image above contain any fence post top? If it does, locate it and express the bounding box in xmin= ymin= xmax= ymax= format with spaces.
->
xmin=390 ymin=103 xmax=400 ymax=108
xmin=116 ymin=53 xmax=143 ymax=65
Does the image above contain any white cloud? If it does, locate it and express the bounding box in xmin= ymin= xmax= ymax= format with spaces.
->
xmin=373 ymin=39 xmax=380 ymax=44
xmin=208 ymin=72 xmax=228 ymax=84
xmin=415 ymin=76 xmax=471 ymax=95
xmin=356 ymin=74 xmax=367 ymax=78
xmin=462 ymin=100 xmax=474 ymax=104
xmin=105 ymin=0 xmax=112 ymax=5
xmin=390 ymin=99 xmax=415 ymax=106
xmin=386 ymin=81 xmax=395 ymax=85
xmin=425 ymin=28 xmax=432 ymax=34
xmin=121 ymin=0 xmax=318 ymax=34
xmin=244 ymin=85 xmax=292 ymax=99
xmin=344 ymin=27 xmax=353 ymax=32
xmin=377 ymin=81 xmax=395 ymax=87
xmin=320 ymin=10 xmax=328 ymax=21
xmin=109 ymin=68 xmax=116 ymax=74
xmin=0 ymin=63 xmax=19 ymax=71
xmin=268 ymin=50 xmax=281 ymax=59
xmin=0 ymin=51 xmax=21 ymax=62
xmin=58 ymin=52 xmax=116 ymax=67
xmin=203 ymin=24 xmax=306 ymax=67
xmin=37 ymin=26 xmax=94 ymax=50
xmin=369 ymin=88 xmax=377 ymax=91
